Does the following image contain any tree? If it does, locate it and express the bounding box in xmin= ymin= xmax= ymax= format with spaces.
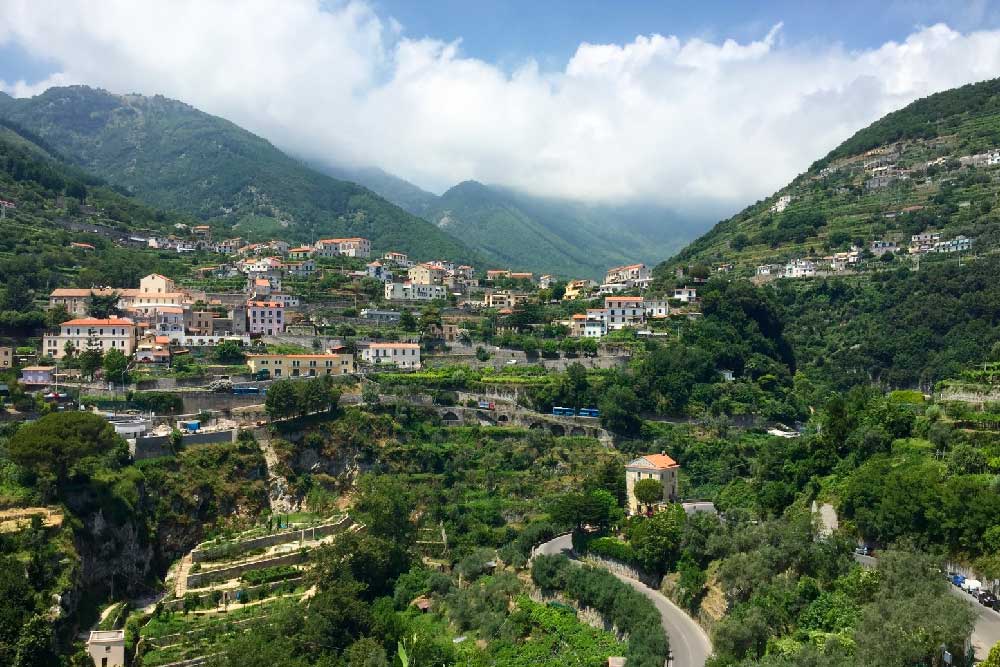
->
xmin=629 ymin=504 xmax=686 ymax=574
xmin=45 ymin=305 xmax=70 ymax=329
xmin=77 ymin=348 xmax=103 ymax=379
xmin=0 ymin=556 xmax=32 ymax=665
xmin=633 ymin=478 xmax=664 ymax=509
xmin=2 ymin=276 xmax=31 ymax=312
xmin=213 ymin=340 xmax=246 ymax=364
xmin=353 ymin=475 xmax=414 ymax=544
xmin=62 ymin=340 xmax=76 ymax=359
xmin=265 ymin=380 xmax=299 ymax=420
xmin=347 ymin=637 xmax=388 ymax=667
xmin=6 ymin=412 xmax=121 ymax=488
xmin=86 ymin=291 xmax=120 ymax=318
xmin=12 ymin=615 xmax=55 ymax=667
xmin=419 ymin=306 xmax=442 ymax=337
xmin=600 ymin=385 xmax=642 ymax=435
xmin=399 ymin=309 xmax=416 ymax=332
xmin=982 ymin=642 xmax=1000 ymax=667
xmin=102 ymin=348 xmax=129 ymax=385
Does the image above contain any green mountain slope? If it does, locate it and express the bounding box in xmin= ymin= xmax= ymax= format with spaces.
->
xmin=661 ymin=77 xmax=1000 ymax=274
xmin=0 ymin=86 xmax=481 ymax=264
xmin=0 ymin=121 xmax=218 ymax=330
xmin=319 ymin=164 xmax=439 ymax=218
xmin=420 ymin=180 xmax=701 ymax=278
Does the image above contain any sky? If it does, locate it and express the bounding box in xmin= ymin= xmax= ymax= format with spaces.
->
xmin=3 ymin=0 xmax=1000 ymax=220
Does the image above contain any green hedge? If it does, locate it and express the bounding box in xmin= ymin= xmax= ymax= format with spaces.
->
xmin=585 ymin=536 xmax=637 ymax=564
xmin=531 ymin=555 xmax=668 ymax=667
xmin=241 ymin=565 xmax=299 ymax=586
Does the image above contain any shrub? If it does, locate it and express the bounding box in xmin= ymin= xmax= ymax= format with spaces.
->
xmin=241 ymin=565 xmax=299 ymax=586
xmin=531 ymin=555 xmax=669 ymax=667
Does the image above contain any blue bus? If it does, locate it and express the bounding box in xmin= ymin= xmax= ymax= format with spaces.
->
xmin=576 ymin=408 xmax=601 ymax=418
xmin=551 ymin=406 xmax=575 ymax=416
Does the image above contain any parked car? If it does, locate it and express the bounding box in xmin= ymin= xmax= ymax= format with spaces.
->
xmin=977 ymin=591 xmax=997 ymax=608
xmin=952 ymin=574 xmax=966 ymax=587
xmin=854 ymin=545 xmax=869 ymax=556
xmin=961 ymin=578 xmax=982 ymax=593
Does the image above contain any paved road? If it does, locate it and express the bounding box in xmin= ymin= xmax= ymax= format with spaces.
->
xmin=950 ymin=585 xmax=1000 ymax=659
xmin=535 ymin=534 xmax=712 ymax=667
xmin=855 ymin=553 xmax=1000 ymax=660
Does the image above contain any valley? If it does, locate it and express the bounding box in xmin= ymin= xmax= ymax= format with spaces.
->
xmin=2 ymin=68 xmax=1000 ymax=667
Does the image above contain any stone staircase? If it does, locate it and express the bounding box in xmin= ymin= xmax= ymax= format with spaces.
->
xmin=175 ymin=553 xmax=193 ymax=598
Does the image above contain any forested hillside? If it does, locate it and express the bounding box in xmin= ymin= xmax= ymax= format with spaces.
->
xmin=661 ymin=77 xmax=1000 ymax=272
xmin=0 ymin=86 xmax=482 ymax=263
xmin=0 ymin=122 xmax=208 ymax=331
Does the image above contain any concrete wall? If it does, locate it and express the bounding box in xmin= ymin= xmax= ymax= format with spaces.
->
xmin=191 ymin=516 xmax=352 ymax=563
xmin=132 ymin=429 xmax=236 ymax=461
xmin=179 ymin=392 xmax=265 ymax=414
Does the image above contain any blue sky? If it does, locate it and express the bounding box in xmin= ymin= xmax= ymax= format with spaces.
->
xmin=4 ymin=1 xmax=999 ymax=87
xmin=372 ymin=0 xmax=1000 ymax=66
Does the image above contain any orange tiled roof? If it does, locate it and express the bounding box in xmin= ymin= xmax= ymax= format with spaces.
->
xmin=636 ymin=453 xmax=678 ymax=469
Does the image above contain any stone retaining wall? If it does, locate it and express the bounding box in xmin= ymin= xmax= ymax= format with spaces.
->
xmin=186 ymin=551 xmax=307 ymax=589
xmin=191 ymin=516 xmax=351 ymax=563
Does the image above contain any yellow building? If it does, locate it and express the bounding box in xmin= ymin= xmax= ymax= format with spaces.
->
xmin=563 ymin=279 xmax=596 ymax=301
xmin=246 ymin=352 xmax=354 ymax=378
xmin=625 ymin=453 xmax=680 ymax=514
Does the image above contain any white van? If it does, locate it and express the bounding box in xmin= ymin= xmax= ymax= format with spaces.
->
xmin=962 ymin=579 xmax=982 ymax=593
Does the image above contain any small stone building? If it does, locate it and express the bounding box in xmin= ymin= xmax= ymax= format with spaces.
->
xmin=87 ymin=630 xmax=125 ymax=667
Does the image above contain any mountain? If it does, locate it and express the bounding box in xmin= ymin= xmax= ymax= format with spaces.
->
xmin=660 ymin=77 xmax=1000 ymax=275
xmin=320 ymin=163 xmax=706 ymax=279
xmin=320 ymin=164 xmax=439 ymax=218
xmin=0 ymin=86 xmax=481 ymax=264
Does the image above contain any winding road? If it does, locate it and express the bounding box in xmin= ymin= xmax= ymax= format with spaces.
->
xmin=855 ymin=553 xmax=1000 ymax=660
xmin=535 ymin=534 xmax=712 ymax=667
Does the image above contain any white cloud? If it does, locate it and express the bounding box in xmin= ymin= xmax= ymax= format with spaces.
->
xmin=2 ymin=1 xmax=1000 ymax=217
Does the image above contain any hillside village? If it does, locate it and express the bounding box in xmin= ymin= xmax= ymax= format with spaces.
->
xmin=6 ymin=225 xmax=699 ymax=400
xmin=671 ymin=112 xmax=1000 ymax=282
xmin=6 ymin=57 xmax=1000 ymax=667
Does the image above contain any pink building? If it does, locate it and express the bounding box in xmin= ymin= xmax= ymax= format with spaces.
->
xmin=247 ymin=301 xmax=285 ymax=335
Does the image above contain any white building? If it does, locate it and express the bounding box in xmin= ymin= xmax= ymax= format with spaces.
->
xmin=644 ymin=299 xmax=670 ymax=319
xmin=383 ymin=251 xmax=413 ymax=267
xmin=783 ymin=259 xmax=816 ymax=278
xmin=604 ymin=296 xmax=645 ymax=330
xmin=604 ymin=263 xmax=650 ymax=285
xmin=935 ymin=235 xmax=973 ymax=253
xmin=384 ymin=282 xmax=447 ymax=301
xmin=672 ymin=286 xmax=698 ymax=303
xmin=568 ymin=313 xmax=607 ymax=338
xmin=316 ymin=237 xmax=371 ymax=258
xmin=87 ymin=630 xmax=125 ymax=667
xmin=359 ymin=342 xmax=421 ymax=369
xmin=43 ymin=317 xmax=137 ymax=360
xmin=366 ymin=261 xmax=393 ymax=282
xmin=756 ymin=264 xmax=777 ymax=277
xmin=770 ymin=194 xmax=792 ymax=213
